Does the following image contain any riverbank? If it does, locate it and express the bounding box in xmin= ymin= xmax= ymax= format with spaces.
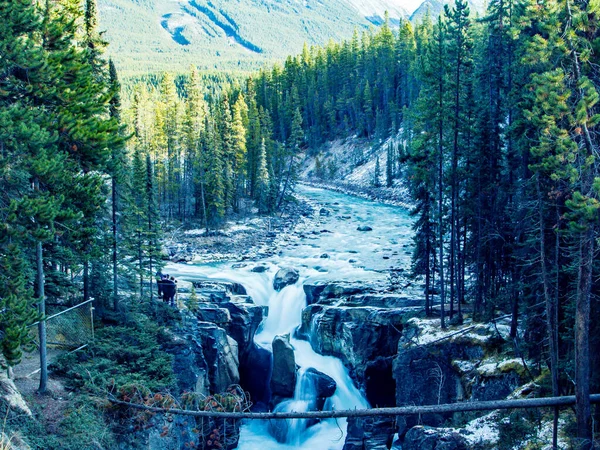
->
xmin=162 ymin=197 xmax=316 ymax=264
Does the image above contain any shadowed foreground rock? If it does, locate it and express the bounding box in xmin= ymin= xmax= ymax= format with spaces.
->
xmin=270 ymin=334 xmax=297 ymax=400
xmin=403 ymin=426 xmax=468 ymax=450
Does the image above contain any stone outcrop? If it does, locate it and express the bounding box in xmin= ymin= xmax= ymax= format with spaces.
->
xmin=270 ymin=334 xmax=297 ymax=399
xmin=273 ymin=267 xmax=300 ymax=291
xmin=393 ymin=317 xmax=525 ymax=434
xmin=195 ymin=323 xmax=240 ymax=394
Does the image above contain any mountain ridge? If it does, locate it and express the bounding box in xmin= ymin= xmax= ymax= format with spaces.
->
xmin=98 ymin=0 xmax=483 ymax=76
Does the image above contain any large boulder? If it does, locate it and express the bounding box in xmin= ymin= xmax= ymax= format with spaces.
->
xmin=304 ymin=368 xmax=336 ymax=398
xmin=273 ymin=267 xmax=299 ymax=291
xmin=0 ymin=370 xmax=31 ymax=417
xmin=270 ymin=334 xmax=297 ymax=398
xmin=357 ymin=225 xmax=373 ymax=232
xmin=239 ymin=343 xmax=272 ymax=410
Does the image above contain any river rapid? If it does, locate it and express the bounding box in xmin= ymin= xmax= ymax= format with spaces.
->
xmin=167 ymin=185 xmax=414 ymax=449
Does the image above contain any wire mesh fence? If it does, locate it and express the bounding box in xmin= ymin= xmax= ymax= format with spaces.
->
xmin=29 ymin=299 xmax=94 ymax=351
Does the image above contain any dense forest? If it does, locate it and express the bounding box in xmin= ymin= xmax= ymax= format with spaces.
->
xmin=1 ymin=0 xmax=600 ymax=448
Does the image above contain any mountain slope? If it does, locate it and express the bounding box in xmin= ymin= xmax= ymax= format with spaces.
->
xmin=99 ymin=0 xmax=416 ymax=75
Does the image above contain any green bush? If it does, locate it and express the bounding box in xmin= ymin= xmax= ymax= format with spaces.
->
xmin=52 ymin=316 xmax=176 ymax=394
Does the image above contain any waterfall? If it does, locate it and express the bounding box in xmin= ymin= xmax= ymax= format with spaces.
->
xmin=237 ymin=273 xmax=368 ymax=449
xmin=167 ymin=185 xmax=415 ymax=448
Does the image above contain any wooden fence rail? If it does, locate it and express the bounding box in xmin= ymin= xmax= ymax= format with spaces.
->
xmin=109 ymin=394 xmax=600 ymax=420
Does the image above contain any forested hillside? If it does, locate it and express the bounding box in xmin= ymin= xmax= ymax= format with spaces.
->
xmin=97 ymin=0 xmax=407 ymax=74
xmin=2 ymin=0 xmax=600 ymax=447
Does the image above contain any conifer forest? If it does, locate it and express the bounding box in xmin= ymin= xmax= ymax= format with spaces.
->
xmin=1 ymin=0 xmax=600 ymax=448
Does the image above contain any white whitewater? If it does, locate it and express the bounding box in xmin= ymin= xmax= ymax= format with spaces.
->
xmin=168 ymin=185 xmax=414 ymax=449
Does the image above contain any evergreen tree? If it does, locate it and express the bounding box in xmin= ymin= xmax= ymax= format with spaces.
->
xmin=256 ymin=138 xmax=270 ymax=214
xmin=373 ymin=155 xmax=382 ymax=188
xmin=0 ymin=245 xmax=38 ymax=373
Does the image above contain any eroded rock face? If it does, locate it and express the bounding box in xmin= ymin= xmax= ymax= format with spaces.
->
xmin=270 ymin=334 xmax=297 ymax=399
xmin=196 ymin=323 xmax=240 ymax=394
xmin=222 ymin=296 xmax=265 ymax=360
xmin=273 ymin=267 xmax=300 ymax=291
xmin=161 ymin=329 xmax=210 ymax=396
xmin=240 ymin=343 xmax=272 ymax=410
xmin=300 ymin=304 xmax=409 ymax=387
xmin=302 ymin=281 xmax=371 ymax=305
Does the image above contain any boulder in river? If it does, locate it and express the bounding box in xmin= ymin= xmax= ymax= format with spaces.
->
xmin=251 ymin=265 xmax=268 ymax=273
xmin=270 ymin=334 xmax=297 ymax=399
xmin=319 ymin=207 xmax=331 ymax=216
xmin=239 ymin=343 xmax=272 ymax=410
xmin=273 ymin=267 xmax=300 ymax=291
xmin=304 ymin=367 xmax=336 ymax=398
xmin=357 ymin=225 xmax=373 ymax=232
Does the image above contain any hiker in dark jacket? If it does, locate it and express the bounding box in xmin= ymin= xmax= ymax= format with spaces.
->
xmin=157 ymin=272 xmax=166 ymax=298
xmin=162 ymin=277 xmax=177 ymax=306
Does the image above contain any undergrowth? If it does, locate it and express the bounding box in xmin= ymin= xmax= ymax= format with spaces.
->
xmin=51 ymin=313 xmax=176 ymax=395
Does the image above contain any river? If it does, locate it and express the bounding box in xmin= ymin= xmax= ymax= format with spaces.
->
xmin=167 ymin=185 xmax=414 ymax=449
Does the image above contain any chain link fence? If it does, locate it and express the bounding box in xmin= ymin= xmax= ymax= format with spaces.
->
xmin=29 ymin=299 xmax=94 ymax=351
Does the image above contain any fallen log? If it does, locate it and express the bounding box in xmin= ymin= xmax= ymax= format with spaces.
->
xmin=109 ymin=394 xmax=600 ymax=420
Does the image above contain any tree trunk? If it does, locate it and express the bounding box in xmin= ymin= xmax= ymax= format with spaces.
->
xmin=437 ymin=29 xmax=446 ymax=330
xmin=575 ymin=225 xmax=594 ymax=449
xmin=83 ymin=259 xmax=89 ymax=302
xmin=536 ymin=176 xmax=560 ymax=449
xmin=37 ymin=240 xmax=48 ymax=394
xmin=112 ymin=175 xmax=119 ymax=311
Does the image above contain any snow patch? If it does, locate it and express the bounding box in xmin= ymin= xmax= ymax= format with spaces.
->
xmin=403 ymin=317 xmax=491 ymax=346
xmin=476 ymin=358 xmax=524 ymax=377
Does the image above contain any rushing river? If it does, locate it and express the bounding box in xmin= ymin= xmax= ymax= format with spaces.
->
xmin=168 ymin=185 xmax=414 ymax=449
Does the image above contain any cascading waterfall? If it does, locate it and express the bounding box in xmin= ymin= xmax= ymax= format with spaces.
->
xmin=168 ymin=185 xmax=415 ymax=448
xmin=171 ymin=263 xmax=369 ymax=448
xmin=238 ymin=274 xmax=368 ymax=448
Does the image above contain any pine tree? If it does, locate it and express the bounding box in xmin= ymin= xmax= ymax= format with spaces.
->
xmin=373 ymin=155 xmax=382 ymax=188
xmin=231 ymin=95 xmax=248 ymax=211
xmin=256 ymin=138 xmax=270 ymax=214
xmin=0 ymin=244 xmax=38 ymax=372
xmin=386 ymin=144 xmax=394 ymax=187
